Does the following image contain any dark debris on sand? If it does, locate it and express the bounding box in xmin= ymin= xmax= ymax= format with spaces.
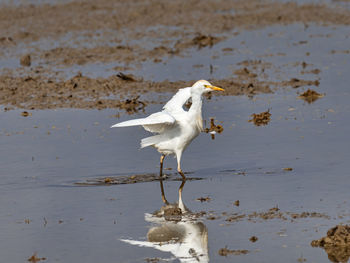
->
xmin=197 ymin=196 xmax=211 ymax=202
xmin=225 ymin=207 xmax=330 ymax=223
xmin=285 ymin=78 xmax=320 ymax=89
xmin=248 ymin=110 xmax=271 ymax=126
xmin=117 ymin=96 xmax=146 ymax=115
xmin=75 ymin=173 xmax=202 ymax=186
xmin=28 ymin=253 xmax=46 ymax=263
xmin=20 ymin=54 xmax=31 ymax=67
xmin=218 ymin=247 xmax=249 ymax=256
xmin=311 ymin=225 xmax=350 ymax=263
xmin=145 ymin=258 xmax=161 ymax=263
xmin=298 ymin=89 xmax=324 ymax=103
xmin=191 ymin=34 xmax=221 ymax=49
xmin=0 ymin=75 xmax=272 ymax=111
xmin=116 ymin=72 xmax=137 ymax=82
xmin=250 ymin=236 xmax=258 ymax=242
xmin=204 ymin=117 xmax=224 ymax=139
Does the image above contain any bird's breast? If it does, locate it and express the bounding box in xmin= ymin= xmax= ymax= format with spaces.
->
xmin=178 ymin=120 xmax=201 ymax=144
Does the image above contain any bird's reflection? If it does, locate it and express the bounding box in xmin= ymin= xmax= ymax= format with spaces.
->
xmin=121 ymin=179 xmax=209 ymax=262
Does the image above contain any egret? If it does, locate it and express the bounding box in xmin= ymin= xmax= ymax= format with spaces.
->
xmin=111 ymin=80 xmax=224 ymax=180
xmin=121 ymin=180 xmax=209 ymax=263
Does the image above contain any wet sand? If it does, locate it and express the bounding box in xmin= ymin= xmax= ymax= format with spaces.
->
xmin=1 ymin=0 xmax=350 ymax=262
xmin=0 ymin=0 xmax=347 ymax=110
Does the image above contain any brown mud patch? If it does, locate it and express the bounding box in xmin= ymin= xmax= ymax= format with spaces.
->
xmin=204 ymin=117 xmax=224 ymax=140
xmin=233 ymin=64 xmax=272 ymax=97
xmin=298 ymin=89 xmax=325 ymax=103
xmin=28 ymin=253 xmax=46 ymax=263
xmin=145 ymin=258 xmax=161 ymax=263
xmin=196 ymin=196 xmax=211 ymax=202
xmin=224 ymin=207 xmax=330 ymax=223
xmin=116 ymin=72 xmax=138 ymax=82
xmin=20 ymin=54 xmax=31 ymax=67
xmin=40 ymin=44 xmax=181 ymax=66
xmin=331 ymin=49 xmax=350 ymax=54
xmin=301 ymin=68 xmax=321 ymax=75
xmin=0 ymin=0 xmax=349 ymax=76
xmin=250 ymin=236 xmax=258 ymax=243
xmin=173 ymin=34 xmax=224 ymax=52
xmin=218 ymin=247 xmax=249 ymax=256
xmin=190 ymin=34 xmax=222 ymax=49
xmin=311 ymin=225 xmax=350 ymax=263
xmin=0 ymin=75 xmax=273 ymax=110
xmin=117 ymin=96 xmax=146 ymax=115
xmin=248 ymin=110 xmax=271 ymax=126
xmin=282 ymin=78 xmax=320 ymax=89
xmin=21 ymin=111 xmax=32 ymax=117
xmin=7 ymin=0 xmax=348 ymax=73
xmin=234 ymin=62 xmax=320 ymax=90
xmin=1 ymin=0 xmax=350 ymax=44
xmin=234 ymin=67 xmax=258 ymax=79
xmin=0 ymin=0 xmax=337 ymax=111
xmin=74 ymin=173 xmax=202 ymax=186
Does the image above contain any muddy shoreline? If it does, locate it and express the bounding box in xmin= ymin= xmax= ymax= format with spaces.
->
xmin=1 ymin=0 xmax=349 ymax=42
xmin=0 ymin=0 xmax=347 ymax=110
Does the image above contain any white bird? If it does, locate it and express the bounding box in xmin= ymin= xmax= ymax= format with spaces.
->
xmin=121 ymin=180 xmax=209 ymax=263
xmin=111 ymin=80 xmax=224 ymax=179
xmin=121 ymin=219 xmax=208 ymax=263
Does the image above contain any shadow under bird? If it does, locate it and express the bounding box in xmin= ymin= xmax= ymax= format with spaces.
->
xmin=111 ymin=80 xmax=224 ymax=179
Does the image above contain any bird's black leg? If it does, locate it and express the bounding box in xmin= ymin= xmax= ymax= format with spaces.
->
xmin=159 ymin=154 xmax=165 ymax=178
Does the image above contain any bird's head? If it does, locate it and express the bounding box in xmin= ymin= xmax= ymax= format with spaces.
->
xmin=191 ymin=80 xmax=224 ymax=94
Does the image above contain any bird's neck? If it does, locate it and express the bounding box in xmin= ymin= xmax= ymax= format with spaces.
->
xmin=189 ymin=92 xmax=202 ymax=115
xmin=189 ymin=92 xmax=204 ymax=131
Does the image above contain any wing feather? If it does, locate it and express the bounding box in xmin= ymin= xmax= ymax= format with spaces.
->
xmin=111 ymin=111 xmax=175 ymax=133
xmin=163 ymin=87 xmax=191 ymax=113
xmin=111 ymin=87 xmax=191 ymax=133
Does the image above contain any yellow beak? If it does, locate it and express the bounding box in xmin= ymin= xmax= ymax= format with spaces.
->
xmin=207 ymin=85 xmax=225 ymax=91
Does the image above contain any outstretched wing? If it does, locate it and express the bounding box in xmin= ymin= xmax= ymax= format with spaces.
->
xmin=112 ymin=87 xmax=191 ymax=133
xmin=162 ymin=87 xmax=191 ymax=113
xmin=111 ymin=111 xmax=176 ymax=133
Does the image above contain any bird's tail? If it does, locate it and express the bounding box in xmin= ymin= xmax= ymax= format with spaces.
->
xmin=140 ymin=135 xmax=162 ymax=148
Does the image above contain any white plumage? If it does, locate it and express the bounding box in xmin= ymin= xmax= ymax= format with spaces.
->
xmin=111 ymin=80 xmax=224 ymax=179
xmin=120 ymin=180 xmax=209 ymax=262
xmin=121 ymin=209 xmax=209 ymax=263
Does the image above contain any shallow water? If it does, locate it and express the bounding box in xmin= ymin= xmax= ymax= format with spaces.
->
xmin=1 ymin=5 xmax=350 ymax=263
xmin=1 ymin=82 xmax=350 ymax=263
